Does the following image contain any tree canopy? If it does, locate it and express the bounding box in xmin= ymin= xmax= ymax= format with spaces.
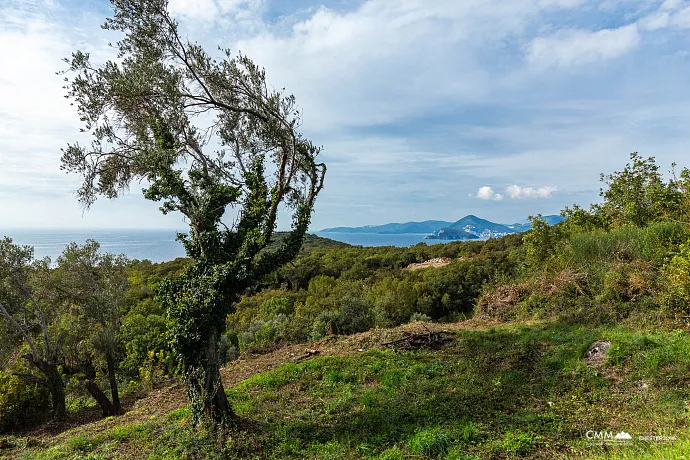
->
xmin=62 ymin=0 xmax=326 ymax=423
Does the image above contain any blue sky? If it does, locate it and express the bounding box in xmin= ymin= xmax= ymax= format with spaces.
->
xmin=2 ymin=0 xmax=690 ymax=230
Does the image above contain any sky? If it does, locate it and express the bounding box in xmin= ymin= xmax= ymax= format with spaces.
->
xmin=2 ymin=0 xmax=690 ymax=230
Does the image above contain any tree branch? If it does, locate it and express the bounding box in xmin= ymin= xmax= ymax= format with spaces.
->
xmin=0 ymin=301 xmax=38 ymax=358
xmin=13 ymin=372 xmax=49 ymax=387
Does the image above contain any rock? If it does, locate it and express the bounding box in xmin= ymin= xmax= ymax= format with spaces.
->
xmin=584 ymin=340 xmax=612 ymax=366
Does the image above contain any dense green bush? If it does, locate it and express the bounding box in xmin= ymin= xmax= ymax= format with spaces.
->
xmin=660 ymin=243 xmax=690 ymax=313
xmin=310 ymin=295 xmax=375 ymax=340
xmin=223 ymin=236 xmax=523 ymax=348
xmin=0 ymin=369 xmax=51 ymax=432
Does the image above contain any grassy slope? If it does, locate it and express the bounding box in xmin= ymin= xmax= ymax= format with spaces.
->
xmin=3 ymin=319 xmax=690 ymax=459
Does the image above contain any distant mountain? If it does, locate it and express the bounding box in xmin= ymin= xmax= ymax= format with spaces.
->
xmin=427 ymin=214 xmax=565 ymax=241
xmin=448 ymin=215 xmax=512 ymax=235
xmin=320 ymin=220 xmax=453 ymax=235
xmin=431 ymin=228 xmax=481 ymax=240
xmin=321 ymin=215 xmax=565 ymax=241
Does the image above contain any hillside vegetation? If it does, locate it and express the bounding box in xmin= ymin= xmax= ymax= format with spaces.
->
xmin=3 ymin=320 xmax=690 ymax=459
xmin=3 ymin=153 xmax=690 ymax=459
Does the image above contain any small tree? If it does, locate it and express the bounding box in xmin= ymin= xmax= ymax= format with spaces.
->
xmin=0 ymin=238 xmax=67 ymax=420
xmin=523 ymin=214 xmax=566 ymax=268
xmin=56 ymin=241 xmax=130 ymax=416
xmin=600 ymin=153 xmax=682 ymax=227
xmin=61 ymin=0 xmax=326 ymax=423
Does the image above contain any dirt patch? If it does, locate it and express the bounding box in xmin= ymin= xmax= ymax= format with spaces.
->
xmin=405 ymin=258 xmax=452 ymax=271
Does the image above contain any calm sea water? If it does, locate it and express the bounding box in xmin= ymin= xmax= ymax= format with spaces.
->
xmin=314 ymin=232 xmax=446 ymax=247
xmin=0 ymin=228 xmax=187 ymax=263
xmin=0 ymin=229 xmax=450 ymax=263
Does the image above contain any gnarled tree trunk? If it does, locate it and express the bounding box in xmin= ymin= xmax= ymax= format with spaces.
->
xmin=20 ymin=355 xmax=66 ymax=420
xmin=202 ymin=328 xmax=233 ymax=423
xmin=105 ymin=351 xmax=121 ymax=415
xmin=84 ymin=380 xmax=116 ymax=416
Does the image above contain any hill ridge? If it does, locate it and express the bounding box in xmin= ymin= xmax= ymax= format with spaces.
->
xmin=321 ymin=214 xmax=565 ymax=240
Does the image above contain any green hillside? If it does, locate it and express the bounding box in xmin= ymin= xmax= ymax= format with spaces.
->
xmin=3 ymin=319 xmax=690 ymax=459
xmin=4 ymin=154 xmax=690 ymax=459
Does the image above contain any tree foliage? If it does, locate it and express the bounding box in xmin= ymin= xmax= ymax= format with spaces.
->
xmin=55 ymin=241 xmax=130 ymax=416
xmin=562 ymin=153 xmax=690 ymax=231
xmin=599 ymin=153 xmax=683 ymax=227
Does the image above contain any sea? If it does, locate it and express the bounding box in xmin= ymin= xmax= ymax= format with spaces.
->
xmin=0 ymin=229 xmax=448 ymax=263
xmin=0 ymin=228 xmax=187 ymax=263
xmin=314 ymin=232 xmax=446 ymax=248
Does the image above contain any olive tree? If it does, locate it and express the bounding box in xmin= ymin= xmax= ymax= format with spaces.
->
xmin=61 ymin=0 xmax=326 ymax=423
xmin=56 ymin=241 xmax=130 ymax=416
xmin=0 ymin=238 xmax=66 ymax=419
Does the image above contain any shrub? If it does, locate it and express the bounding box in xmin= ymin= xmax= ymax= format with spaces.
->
xmin=120 ymin=313 xmax=173 ymax=380
xmin=660 ymin=243 xmax=690 ymax=313
xmin=598 ymin=260 xmax=656 ymax=303
xmin=310 ymin=295 xmax=374 ymax=340
xmin=523 ymin=215 xmax=566 ymax=267
xmin=409 ymin=312 xmax=432 ymax=322
xmin=376 ymin=446 xmax=405 ymax=459
xmin=567 ymin=222 xmax=687 ymax=268
xmin=455 ymin=420 xmax=481 ymax=445
xmin=138 ymin=349 xmax=178 ymax=389
xmin=476 ymin=283 xmax=531 ymax=320
xmin=218 ymin=331 xmax=239 ymax=363
xmin=239 ymin=314 xmax=290 ymax=351
xmin=0 ymin=369 xmax=51 ymax=432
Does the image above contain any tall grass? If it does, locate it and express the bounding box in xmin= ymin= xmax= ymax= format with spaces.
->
xmin=567 ymin=222 xmax=688 ymax=267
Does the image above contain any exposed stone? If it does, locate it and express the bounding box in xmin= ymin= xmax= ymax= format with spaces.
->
xmin=584 ymin=340 xmax=612 ymax=366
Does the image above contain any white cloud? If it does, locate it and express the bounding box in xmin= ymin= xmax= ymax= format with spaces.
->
xmin=640 ymin=0 xmax=690 ymax=30
xmin=476 ymin=186 xmax=504 ymax=201
xmin=640 ymin=11 xmax=671 ymax=30
xmin=527 ymin=24 xmax=640 ymax=69
xmin=4 ymin=0 xmax=690 ymax=229
xmin=505 ymin=185 xmax=557 ymax=199
xmin=670 ymin=6 xmax=690 ymax=27
xmin=168 ymin=0 xmax=263 ymax=21
xmin=476 ymin=185 xmax=556 ymax=200
xmin=661 ymin=0 xmax=685 ymax=11
xmin=231 ymin=0 xmax=585 ymax=133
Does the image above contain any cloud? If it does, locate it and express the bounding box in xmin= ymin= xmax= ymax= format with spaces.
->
xmin=505 ymin=185 xmax=557 ymax=199
xmin=476 ymin=185 xmax=556 ymax=201
xmin=527 ymin=24 xmax=640 ymax=68
xmin=639 ymin=0 xmax=690 ymax=30
xmin=231 ymin=0 xmax=585 ymax=133
xmin=476 ymin=186 xmax=504 ymax=201
xmin=4 ymin=0 xmax=690 ymax=230
xmin=168 ymin=0 xmax=264 ymax=22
